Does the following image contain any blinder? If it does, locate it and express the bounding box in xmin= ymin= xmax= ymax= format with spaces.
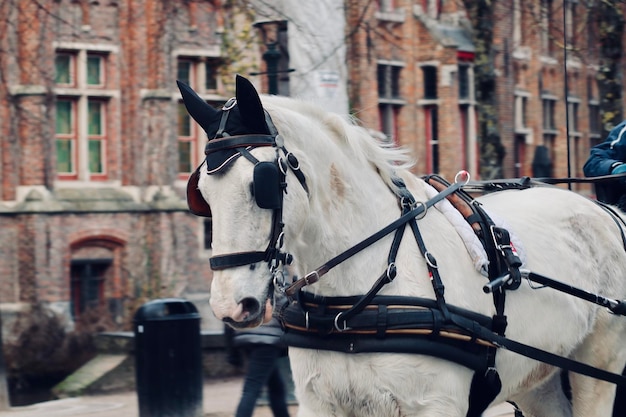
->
xmin=187 ymin=167 xmax=212 ymax=217
xmin=252 ymin=161 xmax=284 ymax=209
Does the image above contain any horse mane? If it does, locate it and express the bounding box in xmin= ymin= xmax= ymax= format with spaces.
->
xmin=261 ymin=95 xmax=414 ymax=191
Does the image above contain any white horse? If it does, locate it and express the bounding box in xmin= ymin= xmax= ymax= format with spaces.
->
xmin=178 ymin=75 xmax=626 ymax=417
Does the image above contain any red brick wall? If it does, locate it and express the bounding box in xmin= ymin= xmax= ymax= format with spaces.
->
xmin=0 ymin=0 xmax=219 ymax=341
xmin=347 ymin=0 xmax=626 ymax=185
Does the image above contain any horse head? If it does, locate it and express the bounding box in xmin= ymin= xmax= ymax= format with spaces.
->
xmin=178 ymin=75 xmax=308 ymax=329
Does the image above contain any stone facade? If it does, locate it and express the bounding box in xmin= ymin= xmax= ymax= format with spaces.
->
xmin=0 ymin=1 xmax=233 ymax=380
xmin=346 ymin=0 xmax=626 ymax=194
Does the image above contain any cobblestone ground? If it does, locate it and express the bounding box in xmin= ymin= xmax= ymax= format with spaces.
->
xmin=0 ymin=376 xmax=516 ymax=417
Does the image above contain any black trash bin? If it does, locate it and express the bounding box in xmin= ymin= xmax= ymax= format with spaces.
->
xmin=134 ymin=298 xmax=203 ymax=417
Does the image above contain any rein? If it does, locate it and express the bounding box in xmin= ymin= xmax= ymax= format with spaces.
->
xmin=285 ymin=174 xmax=468 ymax=296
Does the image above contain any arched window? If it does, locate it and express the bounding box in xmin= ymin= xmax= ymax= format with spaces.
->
xmin=71 ymin=258 xmax=111 ymax=317
xmin=69 ymin=235 xmax=125 ymax=322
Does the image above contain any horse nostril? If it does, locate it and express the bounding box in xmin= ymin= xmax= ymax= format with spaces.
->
xmin=240 ymin=297 xmax=260 ymax=320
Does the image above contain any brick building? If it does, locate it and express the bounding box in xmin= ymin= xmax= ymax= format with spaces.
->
xmin=0 ymin=0 xmax=240 ymax=373
xmin=347 ymin=0 xmax=626 ymax=193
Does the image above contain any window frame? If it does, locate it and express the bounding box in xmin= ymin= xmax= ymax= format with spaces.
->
xmin=55 ymin=97 xmax=78 ymax=178
xmin=54 ymin=45 xmax=115 ymax=182
xmin=541 ymin=95 xmax=558 ymax=133
xmin=175 ymin=53 xmax=224 ymax=180
xmin=377 ymin=60 xmax=405 ymax=144
xmin=70 ymin=258 xmax=110 ymax=319
xmin=424 ymin=105 xmax=439 ymax=174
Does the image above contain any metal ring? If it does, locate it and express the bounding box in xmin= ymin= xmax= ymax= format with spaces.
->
xmin=305 ymin=311 xmax=310 ymax=330
xmin=273 ymin=269 xmax=286 ymax=288
xmin=424 ymin=251 xmax=438 ymax=268
xmin=454 ymin=170 xmax=470 ymax=185
xmin=286 ymin=152 xmax=300 ymax=170
xmin=222 ymin=97 xmax=237 ymax=110
xmin=278 ymin=156 xmax=288 ymax=175
xmin=414 ymin=201 xmax=428 ymax=220
xmin=334 ymin=312 xmax=350 ymax=332
xmin=386 ymin=262 xmax=396 ymax=281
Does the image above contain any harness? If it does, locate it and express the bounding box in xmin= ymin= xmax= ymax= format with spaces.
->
xmin=187 ymin=101 xmax=626 ymax=417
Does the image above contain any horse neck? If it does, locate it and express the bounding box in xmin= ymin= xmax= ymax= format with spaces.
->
xmin=288 ymin=149 xmax=409 ymax=295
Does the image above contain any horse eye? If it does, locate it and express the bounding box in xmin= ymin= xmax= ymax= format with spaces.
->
xmin=249 ymin=182 xmax=255 ymax=199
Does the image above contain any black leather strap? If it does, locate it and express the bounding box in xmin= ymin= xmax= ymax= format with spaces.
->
xmin=205 ymin=135 xmax=275 ymax=154
xmin=286 ymin=180 xmax=464 ymax=296
xmin=210 ymin=251 xmax=266 ymax=270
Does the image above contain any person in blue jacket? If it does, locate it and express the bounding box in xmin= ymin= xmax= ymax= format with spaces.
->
xmin=583 ymin=120 xmax=626 ymax=210
xmin=584 ymin=120 xmax=626 ymax=417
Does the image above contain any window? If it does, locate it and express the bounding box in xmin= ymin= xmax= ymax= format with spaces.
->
xmin=56 ymin=99 xmax=76 ymax=174
xmin=420 ymin=65 xmax=439 ymax=173
xmin=542 ymin=96 xmax=557 ymax=131
xmin=176 ymin=57 xmax=222 ymax=178
xmin=567 ymin=97 xmax=580 ymax=134
xmin=378 ymin=104 xmax=401 ymax=144
xmin=71 ymin=259 xmax=110 ymax=318
xmin=458 ymin=65 xmax=470 ymax=100
xmin=178 ymin=60 xmax=193 ymax=86
xmin=377 ymin=62 xmax=404 ymax=143
xmin=459 ymin=104 xmax=471 ymax=171
xmin=587 ymin=76 xmax=601 ymax=137
xmin=87 ymin=55 xmax=104 ymax=86
xmin=542 ymin=95 xmax=557 ymax=165
xmin=178 ymin=102 xmax=196 ymax=174
xmin=457 ymin=63 xmax=476 ymax=174
xmin=425 ymin=106 xmax=439 ymax=173
xmin=205 ymin=62 xmax=218 ymax=91
xmin=377 ymin=63 xmax=402 ymax=100
xmin=515 ymin=93 xmax=529 ymax=131
xmin=54 ymin=49 xmax=110 ymax=180
xmin=55 ymin=54 xmax=74 ymax=85
xmin=422 ymin=66 xmax=437 ymax=99
xmin=177 ymin=57 xmax=220 ymax=92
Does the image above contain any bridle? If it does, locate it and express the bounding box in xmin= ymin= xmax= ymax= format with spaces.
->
xmin=186 ymin=98 xmax=308 ymax=277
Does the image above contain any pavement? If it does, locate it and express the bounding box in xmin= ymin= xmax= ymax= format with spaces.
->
xmin=0 ymin=376 xmax=517 ymax=417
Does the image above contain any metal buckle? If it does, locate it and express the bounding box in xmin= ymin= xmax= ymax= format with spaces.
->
xmin=304 ymin=270 xmax=320 ymax=286
xmin=334 ymin=312 xmax=351 ymax=332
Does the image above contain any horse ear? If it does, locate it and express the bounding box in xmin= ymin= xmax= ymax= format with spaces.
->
xmin=235 ymin=74 xmax=271 ymax=135
xmin=177 ymin=80 xmax=220 ymax=133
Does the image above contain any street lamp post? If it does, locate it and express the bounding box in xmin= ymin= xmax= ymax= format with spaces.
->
xmin=253 ymin=20 xmax=287 ymax=95
xmin=263 ymin=42 xmax=281 ymax=95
